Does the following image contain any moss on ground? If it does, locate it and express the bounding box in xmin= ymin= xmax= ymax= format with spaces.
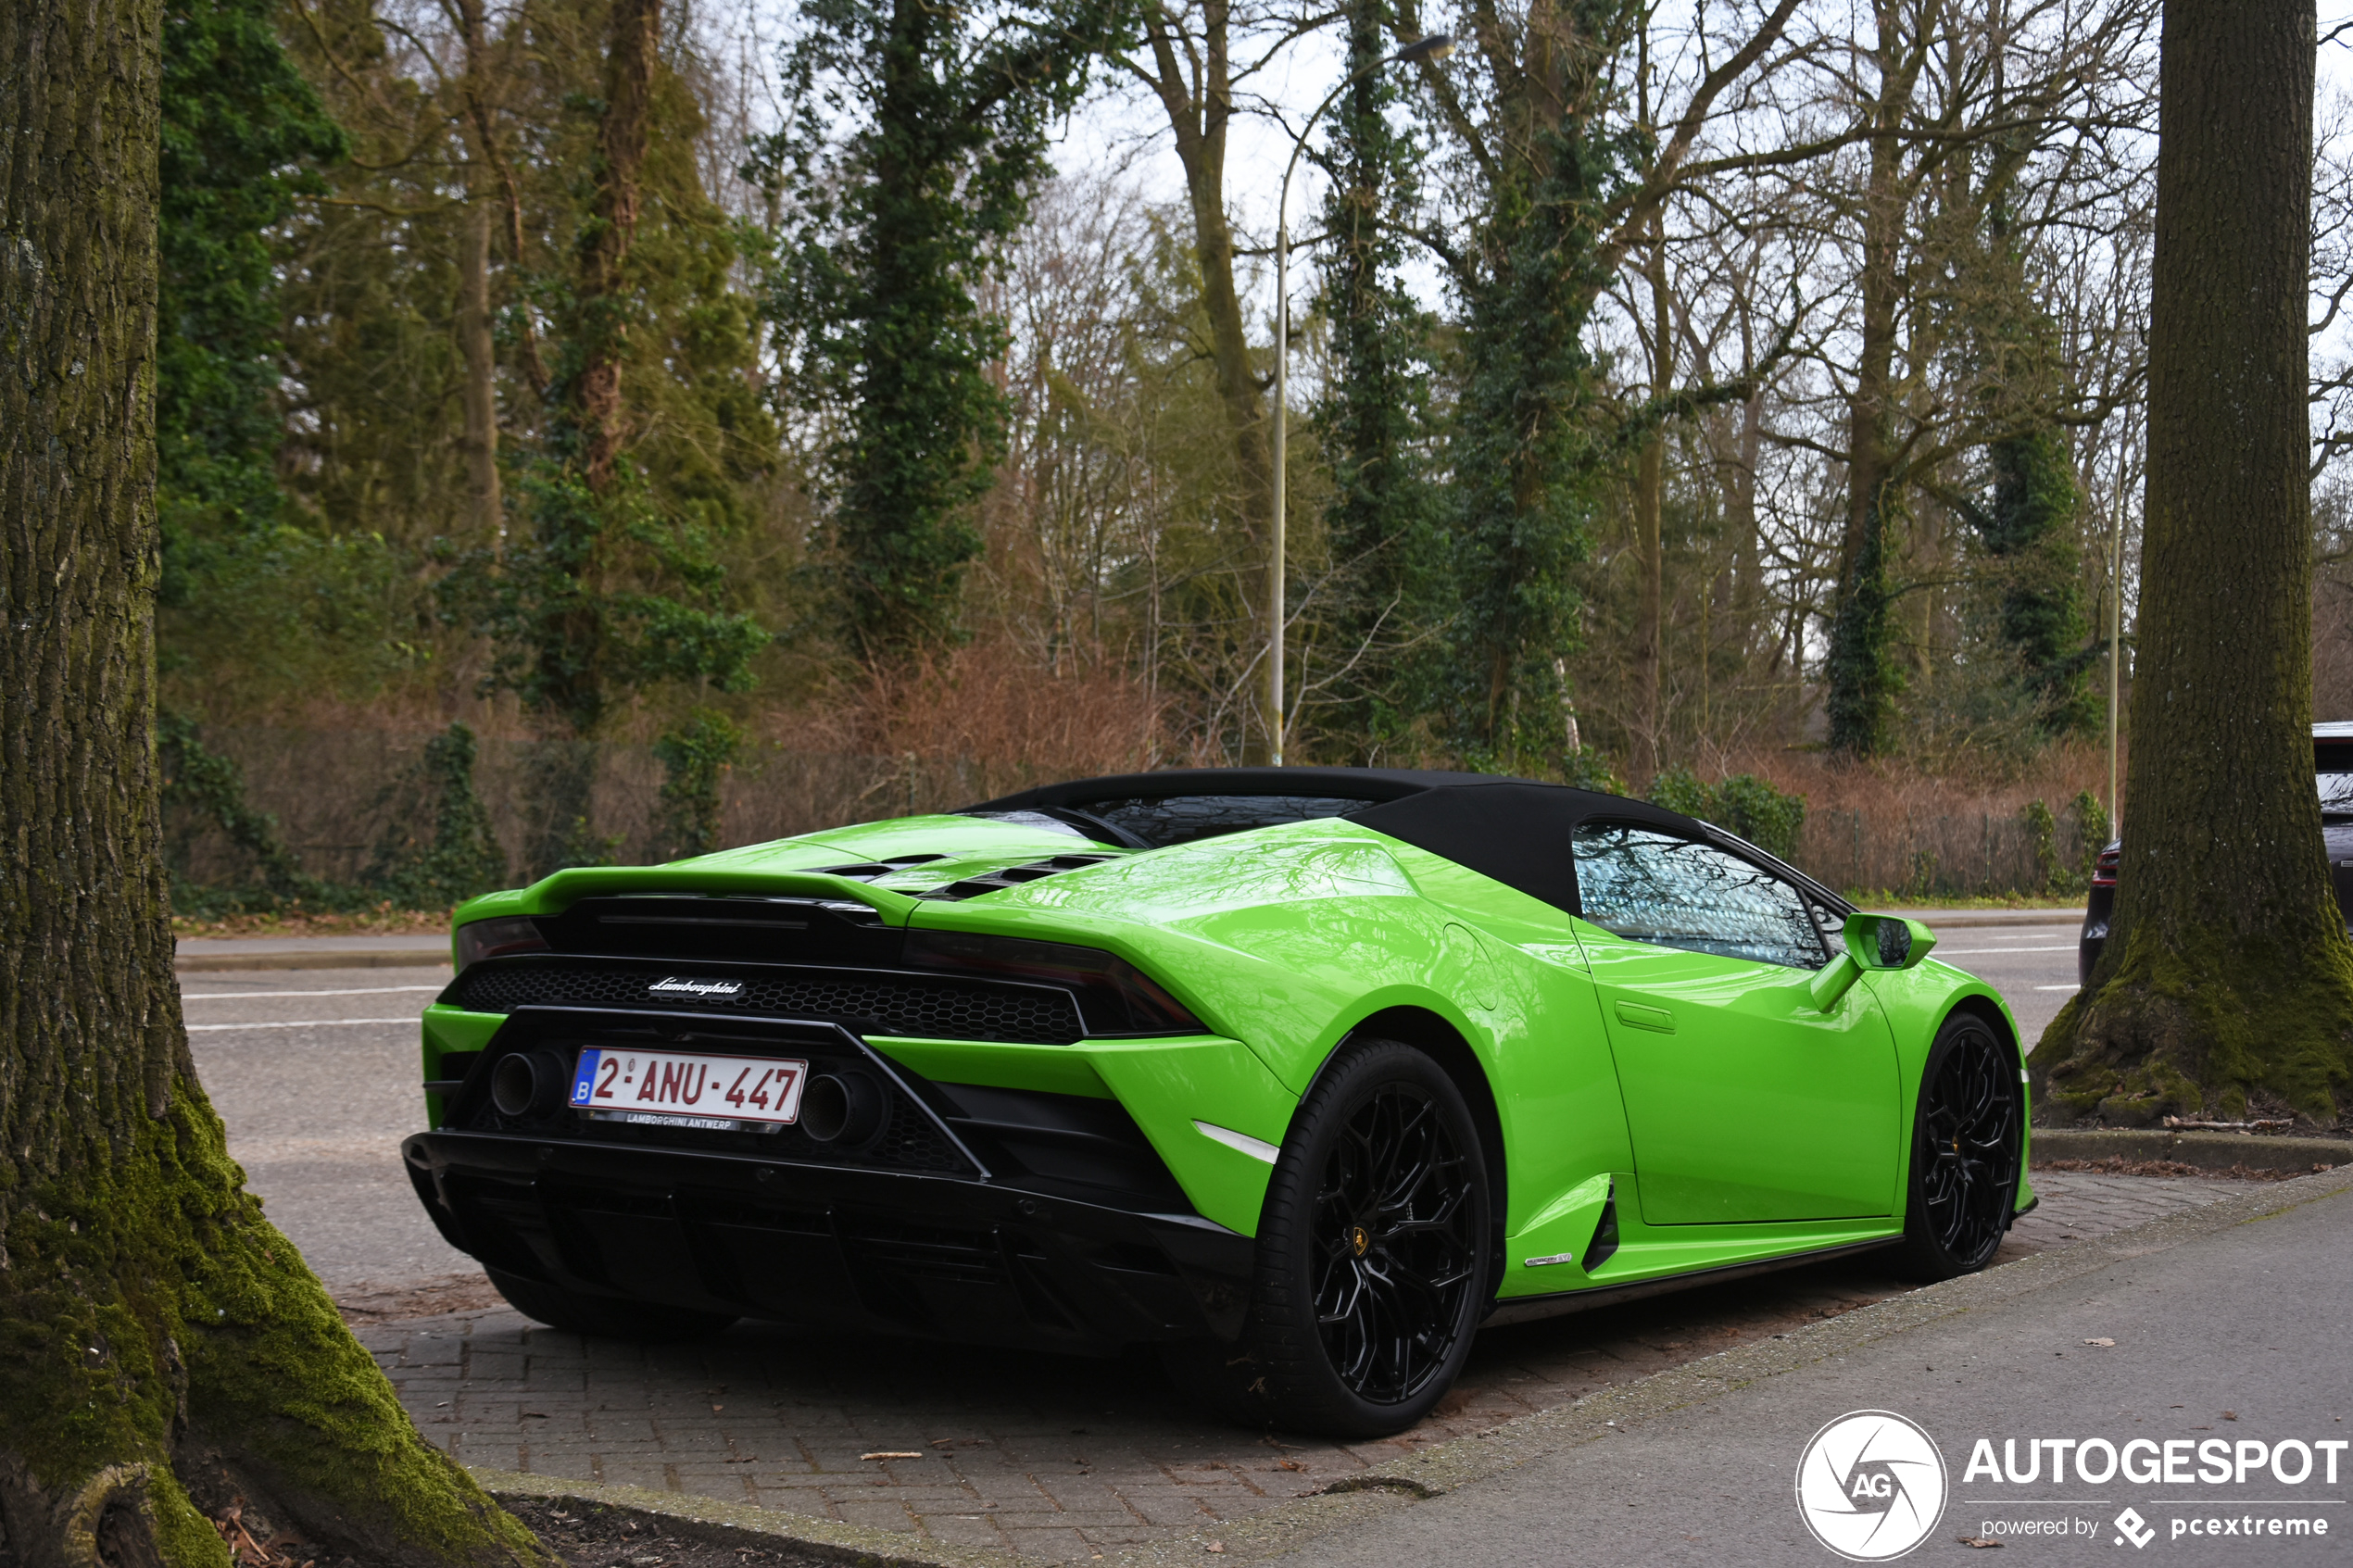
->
xmin=0 ymin=1076 xmax=548 ymax=1566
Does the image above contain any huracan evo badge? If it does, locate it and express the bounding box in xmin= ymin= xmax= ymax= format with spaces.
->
xmin=647 ymin=977 xmax=744 ymax=998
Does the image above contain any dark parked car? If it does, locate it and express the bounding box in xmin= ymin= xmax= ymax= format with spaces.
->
xmin=2080 ymin=721 xmax=2353 ymax=985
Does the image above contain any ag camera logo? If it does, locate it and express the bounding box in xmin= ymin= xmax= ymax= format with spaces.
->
xmin=1796 ymin=1411 xmax=1949 ymax=1561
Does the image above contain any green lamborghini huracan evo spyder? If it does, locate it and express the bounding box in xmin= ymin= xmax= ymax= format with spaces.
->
xmin=402 ymin=768 xmax=2031 ymax=1436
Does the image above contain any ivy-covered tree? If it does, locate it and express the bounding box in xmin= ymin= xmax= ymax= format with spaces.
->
xmin=153 ymin=0 xmax=356 ymax=704
xmin=1395 ymin=0 xmax=1799 ymax=772
xmin=441 ymin=0 xmax=774 ymax=872
xmin=1308 ymin=0 xmax=1445 ymax=761
xmin=156 ymin=0 xmax=344 ymax=538
xmin=1979 ymin=423 xmax=2098 ymax=735
xmin=758 ymin=0 xmax=1133 ymax=661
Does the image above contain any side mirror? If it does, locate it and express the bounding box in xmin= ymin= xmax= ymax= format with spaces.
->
xmin=1845 ymin=912 xmax=1936 ymax=972
xmin=1808 ymin=913 xmax=1938 ymax=1011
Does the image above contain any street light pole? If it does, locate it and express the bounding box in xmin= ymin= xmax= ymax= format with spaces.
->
xmin=1267 ymin=31 xmax=1452 ymax=767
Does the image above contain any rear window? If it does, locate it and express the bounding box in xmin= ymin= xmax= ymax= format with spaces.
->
xmin=2322 ymin=742 xmax=2353 ymax=816
xmin=1052 ymin=794 xmax=1367 ymax=848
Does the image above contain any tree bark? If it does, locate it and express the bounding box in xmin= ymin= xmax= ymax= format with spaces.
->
xmin=1824 ymin=0 xmax=1919 ymax=759
xmin=1130 ymin=4 xmax=1274 ymax=759
xmin=1629 ymin=228 xmax=1671 ymax=785
xmin=574 ymin=0 xmax=661 ymax=495
xmin=453 ymin=0 xmax=504 ymax=538
xmin=458 ymin=198 xmax=501 ymax=537
xmin=2032 ymin=0 xmax=2353 ymax=1126
xmin=0 ymin=1 xmax=549 ymax=1561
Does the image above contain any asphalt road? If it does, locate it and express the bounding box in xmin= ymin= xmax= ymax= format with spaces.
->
xmin=1917 ymin=921 xmax=2083 ymax=1043
xmin=181 ymin=919 xmax=2083 ymax=1303
xmin=180 ymin=964 xmax=472 ymax=1296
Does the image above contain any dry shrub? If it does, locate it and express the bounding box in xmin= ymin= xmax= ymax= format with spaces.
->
xmin=778 ymin=634 xmax=1172 ymax=784
xmin=1718 ymin=738 xmax=2119 ymax=828
xmin=1679 ymin=739 xmax=2121 ymax=897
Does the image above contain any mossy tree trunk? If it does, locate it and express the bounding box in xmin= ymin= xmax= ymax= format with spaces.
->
xmin=2032 ymin=0 xmax=2353 ymax=1128
xmin=0 ymin=3 xmax=550 ymax=1562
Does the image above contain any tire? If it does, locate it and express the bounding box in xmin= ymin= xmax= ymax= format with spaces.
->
xmin=1164 ymin=1038 xmax=1493 ymax=1437
xmin=484 ymin=1266 xmax=737 ymax=1342
xmin=1894 ymin=1012 xmax=2023 ymax=1281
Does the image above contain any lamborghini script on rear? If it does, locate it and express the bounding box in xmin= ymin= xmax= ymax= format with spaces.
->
xmin=403 ymin=769 xmax=2031 ymax=1436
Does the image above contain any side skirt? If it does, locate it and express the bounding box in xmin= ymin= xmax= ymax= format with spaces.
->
xmin=1479 ymin=1236 xmax=1903 ymax=1328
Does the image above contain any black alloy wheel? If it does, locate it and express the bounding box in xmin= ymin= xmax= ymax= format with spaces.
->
xmin=1163 ymin=1038 xmax=1493 ymax=1436
xmin=1895 ymin=1013 xmax=2022 ymax=1280
xmin=1311 ymin=1082 xmax=1482 ymax=1405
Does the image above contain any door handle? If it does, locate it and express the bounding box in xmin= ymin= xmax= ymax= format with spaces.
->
xmin=1613 ymin=999 xmax=1675 ymax=1034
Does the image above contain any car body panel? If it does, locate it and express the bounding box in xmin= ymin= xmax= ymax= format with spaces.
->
xmin=1577 ymin=922 xmax=1904 ymax=1223
xmin=1860 ymin=960 xmax=2034 ymax=1217
xmin=414 ymin=771 xmax=2035 ymax=1355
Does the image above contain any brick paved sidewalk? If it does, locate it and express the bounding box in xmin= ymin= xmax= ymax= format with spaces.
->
xmin=362 ymin=1171 xmax=2238 ymax=1562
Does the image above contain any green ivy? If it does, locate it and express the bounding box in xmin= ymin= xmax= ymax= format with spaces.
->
xmin=161 ymin=716 xmax=509 ymax=915
xmin=1644 ymin=765 xmax=1808 ymax=860
xmin=2070 ymin=789 xmax=2111 ymax=881
xmin=1825 ymin=490 xmax=1905 ymax=757
xmin=756 ymin=0 xmax=1133 ymax=660
xmin=1308 ymin=0 xmax=1446 ymax=759
xmin=361 ymin=725 xmax=510 ymax=909
xmin=653 ymin=709 xmax=745 ymax=861
xmin=156 ymin=0 xmax=346 ymax=542
xmin=1981 ymin=428 xmax=2100 ymax=736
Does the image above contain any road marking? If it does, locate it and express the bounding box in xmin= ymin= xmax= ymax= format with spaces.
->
xmin=185 ymin=1017 xmax=422 ymax=1032
xmin=183 ymin=985 xmax=443 ymax=1000
xmin=2034 ymin=984 xmax=2080 ymax=991
xmin=1933 ymin=943 xmax=2079 ymax=955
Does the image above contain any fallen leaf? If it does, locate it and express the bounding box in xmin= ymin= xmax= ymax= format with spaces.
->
xmin=2083 ymin=1338 xmax=2116 ymax=1348
xmin=2224 ymin=1411 xmax=2238 ymax=1421
xmin=1956 ymin=1536 xmax=2005 ymax=1549
xmin=1205 ymin=1544 xmax=1225 ymax=1554
xmin=1276 ymin=1460 xmax=1305 ymax=1472
xmin=861 ymin=1451 xmax=924 ymax=1461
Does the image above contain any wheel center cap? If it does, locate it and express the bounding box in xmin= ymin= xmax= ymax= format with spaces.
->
xmin=1349 ymin=1224 xmax=1370 ymax=1258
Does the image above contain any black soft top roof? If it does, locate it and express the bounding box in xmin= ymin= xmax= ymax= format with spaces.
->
xmin=966 ymin=767 xmax=1844 ymax=919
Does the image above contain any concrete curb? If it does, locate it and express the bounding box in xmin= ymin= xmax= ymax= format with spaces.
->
xmin=460 ymin=1165 xmax=2353 ymax=1568
xmin=467 ymin=1464 xmax=1030 ymax=1568
xmin=2032 ymin=1126 xmax=2349 ymax=1173
xmin=175 ymin=948 xmax=447 ymax=972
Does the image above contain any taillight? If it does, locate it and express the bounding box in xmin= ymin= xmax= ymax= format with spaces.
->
xmin=2092 ymin=845 xmax=2120 ymax=889
xmin=904 ymin=929 xmax=1205 ymax=1036
xmin=454 ymin=915 xmax=550 ymax=971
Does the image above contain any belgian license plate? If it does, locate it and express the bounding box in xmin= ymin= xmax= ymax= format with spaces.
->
xmin=570 ymin=1047 xmax=807 ymax=1132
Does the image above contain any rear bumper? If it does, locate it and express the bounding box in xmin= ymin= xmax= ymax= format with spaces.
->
xmin=402 ymin=1129 xmax=1255 ymax=1353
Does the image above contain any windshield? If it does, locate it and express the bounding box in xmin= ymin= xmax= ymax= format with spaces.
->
xmin=2321 ymin=742 xmax=2353 ymax=816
